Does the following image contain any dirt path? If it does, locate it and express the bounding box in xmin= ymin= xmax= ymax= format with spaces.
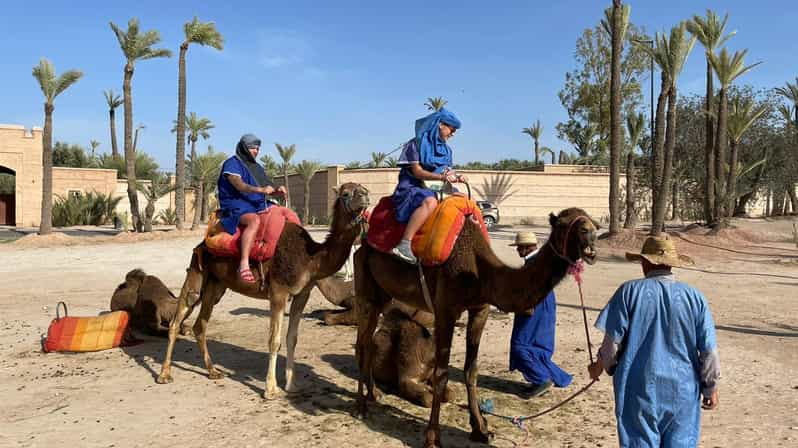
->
xmin=1 ymin=220 xmax=797 ymax=447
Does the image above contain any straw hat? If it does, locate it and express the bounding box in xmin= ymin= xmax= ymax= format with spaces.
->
xmin=509 ymin=231 xmax=539 ymax=247
xmin=625 ymin=235 xmax=694 ymax=267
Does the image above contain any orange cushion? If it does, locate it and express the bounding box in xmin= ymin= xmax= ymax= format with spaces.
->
xmin=411 ymin=196 xmax=489 ymax=266
xmin=205 ymin=206 xmax=300 ymax=261
xmin=44 ymin=311 xmax=130 ymax=353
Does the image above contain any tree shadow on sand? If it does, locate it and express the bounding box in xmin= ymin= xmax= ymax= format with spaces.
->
xmin=120 ymin=337 xmax=476 ymax=447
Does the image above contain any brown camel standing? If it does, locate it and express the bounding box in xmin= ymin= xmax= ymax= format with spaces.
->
xmin=157 ymin=182 xmax=369 ymax=399
xmin=355 ymin=207 xmax=598 ymax=447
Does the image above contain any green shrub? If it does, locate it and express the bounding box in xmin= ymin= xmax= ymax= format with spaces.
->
xmin=52 ymin=191 xmax=123 ymax=227
xmin=156 ymin=207 xmax=178 ymax=225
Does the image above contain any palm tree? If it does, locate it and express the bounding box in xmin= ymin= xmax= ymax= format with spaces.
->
xmin=521 ymin=120 xmax=544 ymax=164
xmin=188 ymin=145 xmax=226 ymax=229
xmin=370 ymin=151 xmax=387 ymax=168
xmin=539 ymin=146 xmax=555 ymax=165
xmin=174 ymin=17 xmax=224 ymax=231
xmin=385 ymin=157 xmax=398 ymax=167
xmin=639 ymin=23 xmax=696 ymax=235
xmin=295 ymin=160 xmax=322 ymax=224
xmin=774 ymin=77 xmax=798 ymax=213
xmin=110 ymin=18 xmax=172 ymax=232
xmin=624 ymin=112 xmax=645 ymax=229
xmin=424 ymin=96 xmax=448 ymax=112
xmin=88 ymin=140 xmax=101 ymax=167
xmin=259 ymin=153 xmax=281 ymax=179
xmin=709 ymin=48 xmax=760 ymax=219
xmin=102 ymin=89 xmax=124 ymax=160
xmin=726 ymin=96 xmax=768 ymax=217
xmin=607 ymin=1 xmax=630 ymax=236
xmin=775 ymin=77 xmax=798 ymax=124
xmin=687 ymin=10 xmax=736 ymax=224
xmin=31 ymin=58 xmax=83 ymax=235
xmin=275 ymin=143 xmax=296 ymax=208
xmin=777 ymin=104 xmax=795 ymax=126
xmin=133 ymin=123 xmax=145 ymax=153
xmin=172 ymin=112 xmax=214 ymax=162
xmin=137 ymin=173 xmax=175 ymax=232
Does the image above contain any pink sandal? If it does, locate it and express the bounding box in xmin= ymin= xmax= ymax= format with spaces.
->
xmin=238 ymin=267 xmax=256 ymax=283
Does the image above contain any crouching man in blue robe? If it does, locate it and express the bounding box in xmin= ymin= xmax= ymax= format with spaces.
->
xmin=589 ymin=235 xmax=721 ymax=447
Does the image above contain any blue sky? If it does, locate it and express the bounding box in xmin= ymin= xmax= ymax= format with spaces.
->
xmin=1 ymin=1 xmax=796 ymax=171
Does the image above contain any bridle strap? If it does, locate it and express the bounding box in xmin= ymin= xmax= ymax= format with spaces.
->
xmin=549 ymin=215 xmax=589 ymax=266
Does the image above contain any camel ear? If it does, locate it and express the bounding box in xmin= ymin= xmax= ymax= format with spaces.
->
xmin=590 ymin=217 xmax=601 ymax=230
xmin=331 ymin=186 xmax=339 ymax=196
xmin=549 ymin=213 xmax=558 ymax=227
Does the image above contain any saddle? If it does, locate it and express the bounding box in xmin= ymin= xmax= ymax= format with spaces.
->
xmin=366 ymin=195 xmax=490 ymax=266
xmin=204 ymin=206 xmax=301 ymax=261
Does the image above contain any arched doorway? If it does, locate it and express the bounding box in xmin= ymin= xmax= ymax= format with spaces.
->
xmin=0 ymin=166 xmax=16 ymax=225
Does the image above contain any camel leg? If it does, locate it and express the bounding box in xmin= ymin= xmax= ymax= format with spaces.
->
xmin=264 ymin=286 xmax=288 ymax=400
xmin=355 ymin=299 xmax=381 ymax=417
xmin=424 ymin=310 xmax=456 ymax=448
xmin=156 ymin=266 xmax=204 ymax=384
xmin=285 ymin=287 xmax=312 ymax=394
xmin=193 ymin=279 xmax=227 ymax=380
xmin=464 ymin=306 xmax=491 ymax=443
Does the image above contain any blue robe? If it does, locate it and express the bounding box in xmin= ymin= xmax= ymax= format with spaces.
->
xmin=217 ymin=156 xmax=269 ymax=234
xmin=595 ymin=272 xmax=717 ymax=447
xmin=509 ymin=256 xmax=572 ymax=388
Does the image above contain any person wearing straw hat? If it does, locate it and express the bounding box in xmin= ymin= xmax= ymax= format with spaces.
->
xmin=588 ymin=235 xmax=720 ymax=447
xmin=508 ymin=231 xmax=572 ymax=398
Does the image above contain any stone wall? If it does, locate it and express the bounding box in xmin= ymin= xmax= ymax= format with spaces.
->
xmin=0 ymin=124 xmax=42 ymax=226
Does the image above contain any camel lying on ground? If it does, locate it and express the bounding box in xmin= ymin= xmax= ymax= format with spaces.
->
xmin=110 ymin=269 xmax=188 ymax=336
xmin=355 ymin=207 xmax=599 ymax=447
xmin=157 ymin=182 xmax=370 ymax=399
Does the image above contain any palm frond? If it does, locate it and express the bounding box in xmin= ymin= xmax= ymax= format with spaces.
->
xmin=54 ymin=70 xmax=84 ymax=98
xmin=728 ymin=96 xmax=769 ymax=143
xmin=601 ymin=4 xmax=631 ymax=40
xmin=424 ymin=96 xmax=448 ymax=111
xmin=626 ymin=112 xmax=646 ymax=154
xmin=686 ymin=10 xmax=736 ymax=53
xmin=709 ymin=48 xmax=761 ymax=87
xmin=275 ymin=143 xmax=297 ymax=165
xmin=296 ymin=160 xmax=322 ymax=181
xmin=184 ymin=17 xmax=225 ymax=50
xmin=103 ymin=89 xmax=124 ymax=109
xmin=774 ymin=77 xmax=798 ymax=106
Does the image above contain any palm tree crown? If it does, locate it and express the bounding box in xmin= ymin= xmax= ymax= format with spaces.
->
xmin=728 ymin=97 xmax=768 ymax=144
xmin=110 ymin=18 xmax=173 ymax=63
xmin=686 ymin=10 xmax=736 ymax=55
xmin=424 ymin=96 xmax=448 ymax=111
xmin=183 ymin=16 xmax=224 ymax=49
xmin=709 ymin=48 xmax=761 ymax=88
xmin=103 ymin=89 xmax=124 ymax=110
xmin=521 ymin=120 xmax=543 ymax=141
xmin=639 ymin=23 xmax=696 ymax=86
xmin=32 ymin=59 xmax=83 ymax=104
xmin=626 ymin=112 xmax=646 ymax=154
xmin=173 ymin=112 xmax=214 ymax=143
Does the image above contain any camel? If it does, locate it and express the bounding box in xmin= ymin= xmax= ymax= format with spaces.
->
xmin=355 ymin=207 xmax=599 ymax=447
xmin=315 ymin=276 xmax=357 ymax=326
xmin=369 ymin=300 xmax=454 ymax=407
xmin=110 ymin=269 xmax=187 ymax=336
xmin=157 ymin=182 xmax=370 ymax=399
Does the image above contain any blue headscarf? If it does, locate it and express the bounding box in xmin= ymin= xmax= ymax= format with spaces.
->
xmin=414 ymin=108 xmax=461 ymax=174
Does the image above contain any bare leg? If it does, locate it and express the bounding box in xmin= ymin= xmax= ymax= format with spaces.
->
xmin=239 ymin=213 xmax=260 ymax=272
xmin=193 ymin=280 xmax=227 ymax=380
xmin=402 ymin=196 xmax=437 ymax=240
xmin=157 ymin=266 xmax=204 ymax=384
xmin=464 ymin=306 xmax=491 ymax=442
xmin=285 ymin=287 xmax=312 ymax=393
xmin=264 ymin=286 xmax=288 ymax=399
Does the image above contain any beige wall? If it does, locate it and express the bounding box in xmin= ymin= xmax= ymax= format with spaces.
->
xmin=0 ymin=124 xmax=43 ymax=226
xmin=53 ymin=167 xmax=117 ymax=199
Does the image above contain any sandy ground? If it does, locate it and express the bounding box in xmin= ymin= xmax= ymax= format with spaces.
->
xmin=1 ymin=218 xmax=797 ymax=448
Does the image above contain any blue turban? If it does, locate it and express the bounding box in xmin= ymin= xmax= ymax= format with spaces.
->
xmin=414 ymin=108 xmax=461 ymax=174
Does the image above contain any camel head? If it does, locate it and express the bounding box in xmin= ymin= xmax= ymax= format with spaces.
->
xmin=333 ymin=182 xmax=370 ymax=220
xmin=548 ymin=208 xmax=600 ymax=265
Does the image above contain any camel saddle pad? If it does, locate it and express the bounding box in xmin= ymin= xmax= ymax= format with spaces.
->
xmin=204 ymin=206 xmax=300 ymax=262
xmin=44 ymin=310 xmax=131 ymax=353
xmin=366 ymin=196 xmax=489 ymax=266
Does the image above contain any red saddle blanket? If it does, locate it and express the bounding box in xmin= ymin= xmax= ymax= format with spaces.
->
xmin=366 ymin=196 xmax=490 ymax=266
xmin=204 ymin=206 xmax=300 ymax=261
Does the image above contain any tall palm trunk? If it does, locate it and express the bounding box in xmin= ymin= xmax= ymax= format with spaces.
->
xmin=650 ymin=72 xmax=669 ymax=233
xmin=608 ymin=0 xmax=623 ymax=235
xmin=671 ymin=179 xmax=679 ymax=220
xmin=123 ymin=63 xmax=142 ymax=232
xmin=652 ymin=85 xmax=677 ymax=235
xmin=201 ymin=186 xmax=210 ymax=223
xmin=174 ymin=43 xmax=188 ymax=230
xmin=284 ymin=168 xmax=291 ymax=209
xmin=303 ymin=180 xmax=311 ymax=224
xmin=725 ymin=138 xmax=739 ymax=218
xmin=534 ymin=140 xmax=540 ymax=165
xmin=40 ymin=103 xmax=54 ymax=235
xmin=703 ymin=60 xmax=716 ymax=224
xmin=144 ymin=200 xmax=155 ymax=232
xmin=550 ymin=151 xmax=556 ymax=165
xmin=109 ymin=107 xmax=120 ymax=160
xmin=192 ymin=176 xmax=203 ymax=230
xmin=623 ymin=151 xmax=636 ymax=229
xmin=714 ymin=87 xmax=729 ymax=220
xmin=787 ymin=187 xmax=798 ymax=214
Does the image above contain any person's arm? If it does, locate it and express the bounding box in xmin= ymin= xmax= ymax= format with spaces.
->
xmin=588 ymin=333 xmax=620 ymax=380
xmin=408 ymin=163 xmax=453 ymax=182
xmin=225 ymin=174 xmax=275 ymax=195
xmin=699 ymin=349 xmax=720 ymax=410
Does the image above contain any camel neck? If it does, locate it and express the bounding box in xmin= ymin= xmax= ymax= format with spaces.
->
xmin=314 ymin=200 xmax=360 ymax=278
xmin=483 ymin=242 xmax=570 ymax=314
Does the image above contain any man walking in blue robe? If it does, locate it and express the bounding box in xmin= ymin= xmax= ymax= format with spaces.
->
xmin=509 ymin=231 xmax=572 ymax=398
xmin=589 ymin=235 xmax=721 ymax=447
